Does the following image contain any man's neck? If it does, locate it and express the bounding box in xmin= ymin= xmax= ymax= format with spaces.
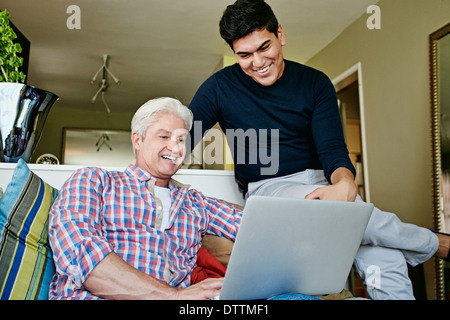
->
xmin=155 ymin=179 xmax=170 ymax=188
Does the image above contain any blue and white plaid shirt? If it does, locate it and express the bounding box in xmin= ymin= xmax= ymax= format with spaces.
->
xmin=48 ymin=165 xmax=242 ymax=299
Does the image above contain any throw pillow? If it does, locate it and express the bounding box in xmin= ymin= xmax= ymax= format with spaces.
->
xmin=0 ymin=159 xmax=58 ymax=300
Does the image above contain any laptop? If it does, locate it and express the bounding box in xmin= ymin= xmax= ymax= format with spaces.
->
xmin=218 ymin=196 xmax=373 ymax=300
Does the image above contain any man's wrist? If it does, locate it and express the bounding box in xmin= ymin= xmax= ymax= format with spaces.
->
xmin=330 ymin=168 xmax=358 ymax=201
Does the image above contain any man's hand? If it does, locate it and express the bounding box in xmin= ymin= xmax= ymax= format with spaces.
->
xmin=84 ymin=252 xmax=223 ymax=300
xmin=304 ymin=167 xmax=357 ymax=202
xmin=172 ymin=278 xmax=223 ymax=300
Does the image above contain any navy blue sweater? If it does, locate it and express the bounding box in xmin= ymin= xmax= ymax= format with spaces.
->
xmin=189 ymin=60 xmax=355 ymax=193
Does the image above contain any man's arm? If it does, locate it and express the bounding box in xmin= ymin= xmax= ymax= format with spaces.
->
xmin=304 ymin=167 xmax=357 ymax=202
xmin=83 ymin=251 xmax=223 ymax=300
xmin=188 ymin=74 xmax=221 ymax=153
xmin=310 ymin=72 xmax=357 ymax=188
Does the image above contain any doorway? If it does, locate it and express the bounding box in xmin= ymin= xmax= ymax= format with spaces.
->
xmin=333 ymin=63 xmax=370 ymax=297
xmin=333 ymin=62 xmax=369 ymax=202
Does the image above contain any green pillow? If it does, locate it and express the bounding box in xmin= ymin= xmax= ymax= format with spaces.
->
xmin=0 ymin=159 xmax=58 ymax=299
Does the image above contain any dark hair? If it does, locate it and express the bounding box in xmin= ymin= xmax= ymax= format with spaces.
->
xmin=219 ymin=0 xmax=279 ymax=50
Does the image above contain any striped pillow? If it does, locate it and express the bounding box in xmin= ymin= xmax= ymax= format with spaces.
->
xmin=0 ymin=159 xmax=58 ymax=300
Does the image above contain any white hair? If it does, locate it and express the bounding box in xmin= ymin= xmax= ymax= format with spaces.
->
xmin=131 ymin=97 xmax=193 ymax=140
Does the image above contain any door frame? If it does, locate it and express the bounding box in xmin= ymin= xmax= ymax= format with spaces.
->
xmin=332 ymin=62 xmax=370 ymax=202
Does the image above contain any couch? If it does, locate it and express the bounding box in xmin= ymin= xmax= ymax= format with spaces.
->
xmin=0 ymin=160 xmax=57 ymax=299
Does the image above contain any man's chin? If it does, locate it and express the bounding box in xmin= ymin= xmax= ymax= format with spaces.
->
xmin=251 ymin=74 xmax=277 ymax=86
xmin=164 ymin=163 xmax=183 ymax=175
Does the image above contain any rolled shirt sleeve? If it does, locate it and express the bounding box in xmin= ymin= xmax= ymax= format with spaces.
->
xmin=49 ymin=168 xmax=114 ymax=289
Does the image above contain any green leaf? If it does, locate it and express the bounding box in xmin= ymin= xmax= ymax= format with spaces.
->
xmin=9 ymin=55 xmax=22 ymax=67
xmin=13 ymin=43 xmax=22 ymax=53
xmin=0 ymin=10 xmax=25 ymax=83
xmin=19 ymin=72 xmax=26 ymax=83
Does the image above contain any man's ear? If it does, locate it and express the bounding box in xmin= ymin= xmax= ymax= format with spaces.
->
xmin=277 ymin=24 xmax=287 ymax=46
xmin=131 ymin=132 xmax=141 ymax=151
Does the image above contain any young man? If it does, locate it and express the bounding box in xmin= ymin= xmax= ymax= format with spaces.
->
xmin=48 ymin=98 xmax=240 ymax=299
xmin=188 ymin=0 xmax=450 ymax=299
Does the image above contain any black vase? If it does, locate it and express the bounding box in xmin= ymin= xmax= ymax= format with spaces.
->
xmin=0 ymin=83 xmax=58 ymax=162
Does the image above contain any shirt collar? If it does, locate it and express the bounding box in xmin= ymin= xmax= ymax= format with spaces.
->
xmin=125 ymin=164 xmax=154 ymax=183
xmin=125 ymin=164 xmax=190 ymax=190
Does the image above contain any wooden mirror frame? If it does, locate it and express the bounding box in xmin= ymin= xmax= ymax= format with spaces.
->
xmin=430 ymin=22 xmax=450 ymax=301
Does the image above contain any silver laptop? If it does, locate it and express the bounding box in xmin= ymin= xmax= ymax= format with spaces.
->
xmin=219 ymin=196 xmax=373 ymax=300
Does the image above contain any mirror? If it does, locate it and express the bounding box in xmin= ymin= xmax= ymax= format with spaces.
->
xmin=430 ymin=22 xmax=450 ymax=300
xmin=62 ymin=128 xmax=134 ymax=167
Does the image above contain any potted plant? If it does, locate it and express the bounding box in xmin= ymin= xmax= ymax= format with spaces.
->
xmin=0 ymin=10 xmax=58 ymax=163
xmin=0 ymin=10 xmax=26 ymax=83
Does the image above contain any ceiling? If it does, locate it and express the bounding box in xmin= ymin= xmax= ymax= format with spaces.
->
xmin=2 ymin=0 xmax=379 ymax=114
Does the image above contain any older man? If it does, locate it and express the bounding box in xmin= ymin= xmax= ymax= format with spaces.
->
xmin=48 ymin=97 xmax=242 ymax=299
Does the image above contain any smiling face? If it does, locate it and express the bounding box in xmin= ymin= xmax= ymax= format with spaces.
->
xmin=233 ymin=25 xmax=286 ymax=86
xmin=132 ymin=111 xmax=187 ymax=187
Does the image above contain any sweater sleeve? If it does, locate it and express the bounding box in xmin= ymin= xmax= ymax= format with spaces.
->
xmin=310 ymin=72 xmax=356 ymax=182
xmin=188 ymin=75 xmax=222 ymax=152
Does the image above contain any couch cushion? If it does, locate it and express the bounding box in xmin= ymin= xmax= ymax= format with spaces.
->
xmin=0 ymin=160 xmax=58 ymax=300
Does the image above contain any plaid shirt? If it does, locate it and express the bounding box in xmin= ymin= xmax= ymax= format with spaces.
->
xmin=48 ymin=165 xmax=242 ymax=299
